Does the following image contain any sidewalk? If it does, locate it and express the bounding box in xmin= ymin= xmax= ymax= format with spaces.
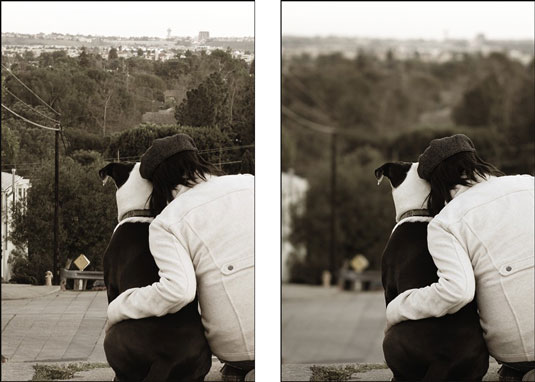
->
xmin=283 ymin=284 xmax=385 ymax=363
xmin=2 ymin=283 xmax=61 ymax=300
xmin=0 ymin=284 xmax=230 ymax=381
xmin=282 ymin=284 xmax=502 ymax=381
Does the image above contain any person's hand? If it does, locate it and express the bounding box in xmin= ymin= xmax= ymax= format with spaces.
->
xmin=384 ymin=302 xmax=398 ymax=333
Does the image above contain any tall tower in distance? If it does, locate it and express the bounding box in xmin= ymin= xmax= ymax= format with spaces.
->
xmin=167 ymin=28 xmax=172 ymax=40
xmin=198 ymin=31 xmax=209 ymax=42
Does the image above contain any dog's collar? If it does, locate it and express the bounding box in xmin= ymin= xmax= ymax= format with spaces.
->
xmin=399 ymin=209 xmax=430 ymax=221
xmin=120 ymin=209 xmax=154 ymax=222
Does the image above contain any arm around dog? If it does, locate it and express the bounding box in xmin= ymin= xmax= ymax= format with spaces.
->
xmin=386 ymin=219 xmax=475 ymax=328
xmin=107 ymin=218 xmax=196 ymax=325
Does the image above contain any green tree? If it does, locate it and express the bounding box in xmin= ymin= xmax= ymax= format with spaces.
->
xmin=1 ymin=124 xmax=20 ymax=165
xmin=175 ymin=72 xmax=231 ymax=129
xmin=108 ymin=48 xmax=118 ymax=60
xmin=79 ymin=47 xmax=91 ymax=68
xmin=11 ymin=157 xmax=117 ymax=284
xmin=240 ymin=149 xmax=254 ymax=175
xmin=105 ymin=123 xmax=234 ymax=167
xmin=290 ymin=147 xmax=394 ymax=284
xmin=230 ymin=72 xmax=254 ymax=145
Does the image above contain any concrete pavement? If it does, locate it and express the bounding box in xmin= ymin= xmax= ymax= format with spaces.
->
xmin=0 ymin=284 xmax=232 ymax=381
xmin=282 ymin=284 xmax=386 ymax=364
xmin=282 ymin=283 xmax=501 ymax=381
xmin=2 ymin=289 xmax=108 ymax=364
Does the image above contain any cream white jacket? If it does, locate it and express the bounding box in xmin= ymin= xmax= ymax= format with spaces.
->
xmin=386 ymin=175 xmax=534 ymax=362
xmin=107 ymin=174 xmax=254 ymax=362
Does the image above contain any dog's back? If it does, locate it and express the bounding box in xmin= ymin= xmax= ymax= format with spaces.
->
xmin=381 ymin=220 xmax=488 ymax=381
xmin=103 ymin=222 xmax=211 ymax=382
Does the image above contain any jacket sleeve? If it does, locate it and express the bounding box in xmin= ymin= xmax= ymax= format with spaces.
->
xmin=107 ymin=218 xmax=196 ymax=325
xmin=386 ymin=218 xmax=475 ymax=328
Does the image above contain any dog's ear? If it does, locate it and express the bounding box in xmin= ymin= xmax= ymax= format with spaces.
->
xmin=98 ymin=163 xmax=135 ymax=189
xmin=374 ymin=162 xmax=412 ymax=188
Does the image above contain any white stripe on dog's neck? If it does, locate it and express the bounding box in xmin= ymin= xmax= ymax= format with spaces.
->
xmin=391 ymin=216 xmax=433 ymax=235
xmin=114 ymin=216 xmax=154 ymax=232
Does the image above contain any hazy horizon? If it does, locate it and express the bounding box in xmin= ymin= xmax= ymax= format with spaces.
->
xmin=282 ymin=33 xmax=533 ymax=42
xmin=283 ymin=2 xmax=534 ymax=41
xmin=1 ymin=2 xmax=254 ymax=39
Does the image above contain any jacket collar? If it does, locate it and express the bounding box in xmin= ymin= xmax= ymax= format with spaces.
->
xmin=450 ymin=175 xmax=494 ymax=200
xmin=171 ymin=175 xmax=216 ymax=199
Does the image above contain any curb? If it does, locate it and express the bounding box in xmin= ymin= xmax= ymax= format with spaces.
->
xmin=1 ymin=285 xmax=61 ymax=300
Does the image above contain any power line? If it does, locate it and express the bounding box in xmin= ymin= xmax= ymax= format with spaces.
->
xmin=282 ymin=105 xmax=335 ymax=134
xmin=2 ymin=160 xmax=242 ymax=170
xmin=1 ymin=103 xmax=60 ymax=131
xmin=1 ymin=142 xmax=254 ymax=168
xmin=199 ymin=144 xmax=255 ymax=154
xmin=1 ymin=63 xmax=61 ymax=116
xmin=3 ymin=87 xmax=60 ymax=123
xmin=105 ymin=144 xmax=255 ymax=162
xmin=219 ymin=160 xmax=243 ymax=165
xmin=283 ymin=72 xmax=333 ymax=117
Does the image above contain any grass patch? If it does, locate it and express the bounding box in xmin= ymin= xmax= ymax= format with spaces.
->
xmin=32 ymin=362 xmax=109 ymax=381
xmin=310 ymin=365 xmax=358 ymax=381
xmin=354 ymin=363 xmax=389 ymax=372
xmin=309 ymin=364 xmax=388 ymax=381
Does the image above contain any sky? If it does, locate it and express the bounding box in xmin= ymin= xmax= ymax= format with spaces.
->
xmin=283 ymin=1 xmax=534 ymax=40
xmin=1 ymin=1 xmax=254 ymax=38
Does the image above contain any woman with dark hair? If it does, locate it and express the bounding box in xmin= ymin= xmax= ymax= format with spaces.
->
xmin=385 ymin=134 xmax=534 ymax=381
xmin=106 ymin=134 xmax=254 ymax=381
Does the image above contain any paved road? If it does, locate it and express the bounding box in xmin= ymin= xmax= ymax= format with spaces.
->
xmin=2 ymin=289 xmax=108 ymax=363
xmin=282 ymin=284 xmax=386 ymax=364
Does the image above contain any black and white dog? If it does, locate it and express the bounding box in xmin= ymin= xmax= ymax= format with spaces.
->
xmin=99 ymin=162 xmax=211 ymax=382
xmin=375 ymin=161 xmax=488 ymax=381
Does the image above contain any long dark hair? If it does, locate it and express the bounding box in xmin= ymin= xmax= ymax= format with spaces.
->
xmin=148 ymin=151 xmax=222 ymax=216
xmin=427 ymin=151 xmax=504 ymax=216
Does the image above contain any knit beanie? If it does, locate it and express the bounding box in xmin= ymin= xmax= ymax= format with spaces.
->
xmin=417 ymin=134 xmax=476 ymax=180
xmin=139 ymin=134 xmax=198 ymax=180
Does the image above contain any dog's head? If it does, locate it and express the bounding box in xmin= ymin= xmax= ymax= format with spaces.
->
xmin=99 ymin=162 xmax=152 ymax=222
xmin=375 ymin=161 xmax=430 ymax=222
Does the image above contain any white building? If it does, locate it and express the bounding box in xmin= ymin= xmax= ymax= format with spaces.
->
xmin=1 ymin=171 xmax=31 ymax=281
xmin=198 ymin=31 xmax=210 ymax=42
xmin=282 ymin=170 xmax=308 ymax=283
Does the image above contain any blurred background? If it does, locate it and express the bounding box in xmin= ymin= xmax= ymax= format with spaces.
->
xmin=281 ymin=1 xmax=534 ymax=365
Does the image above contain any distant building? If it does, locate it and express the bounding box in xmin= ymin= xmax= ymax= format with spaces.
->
xmin=164 ymin=89 xmax=186 ymax=105
xmin=1 ymin=171 xmax=31 ymax=281
xmin=141 ymin=108 xmax=176 ymax=125
xmin=282 ymin=171 xmax=308 ymax=283
xmin=198 ymin=31 xmax=210 ymax=42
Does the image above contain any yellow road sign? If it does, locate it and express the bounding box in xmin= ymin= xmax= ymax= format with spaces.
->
xmin=73 ymin=254 xmax=90 ymax=271
xmin=351 ymin=254 xmax=369 ymax=273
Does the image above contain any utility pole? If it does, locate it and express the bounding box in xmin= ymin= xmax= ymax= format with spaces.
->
xmin=11 ymin=168 xmax=16 ymax=214
xmin=54 ymin=125 xmax=60 ymax=285
xmin=329 ymin=131 xmax=337 ymax=283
